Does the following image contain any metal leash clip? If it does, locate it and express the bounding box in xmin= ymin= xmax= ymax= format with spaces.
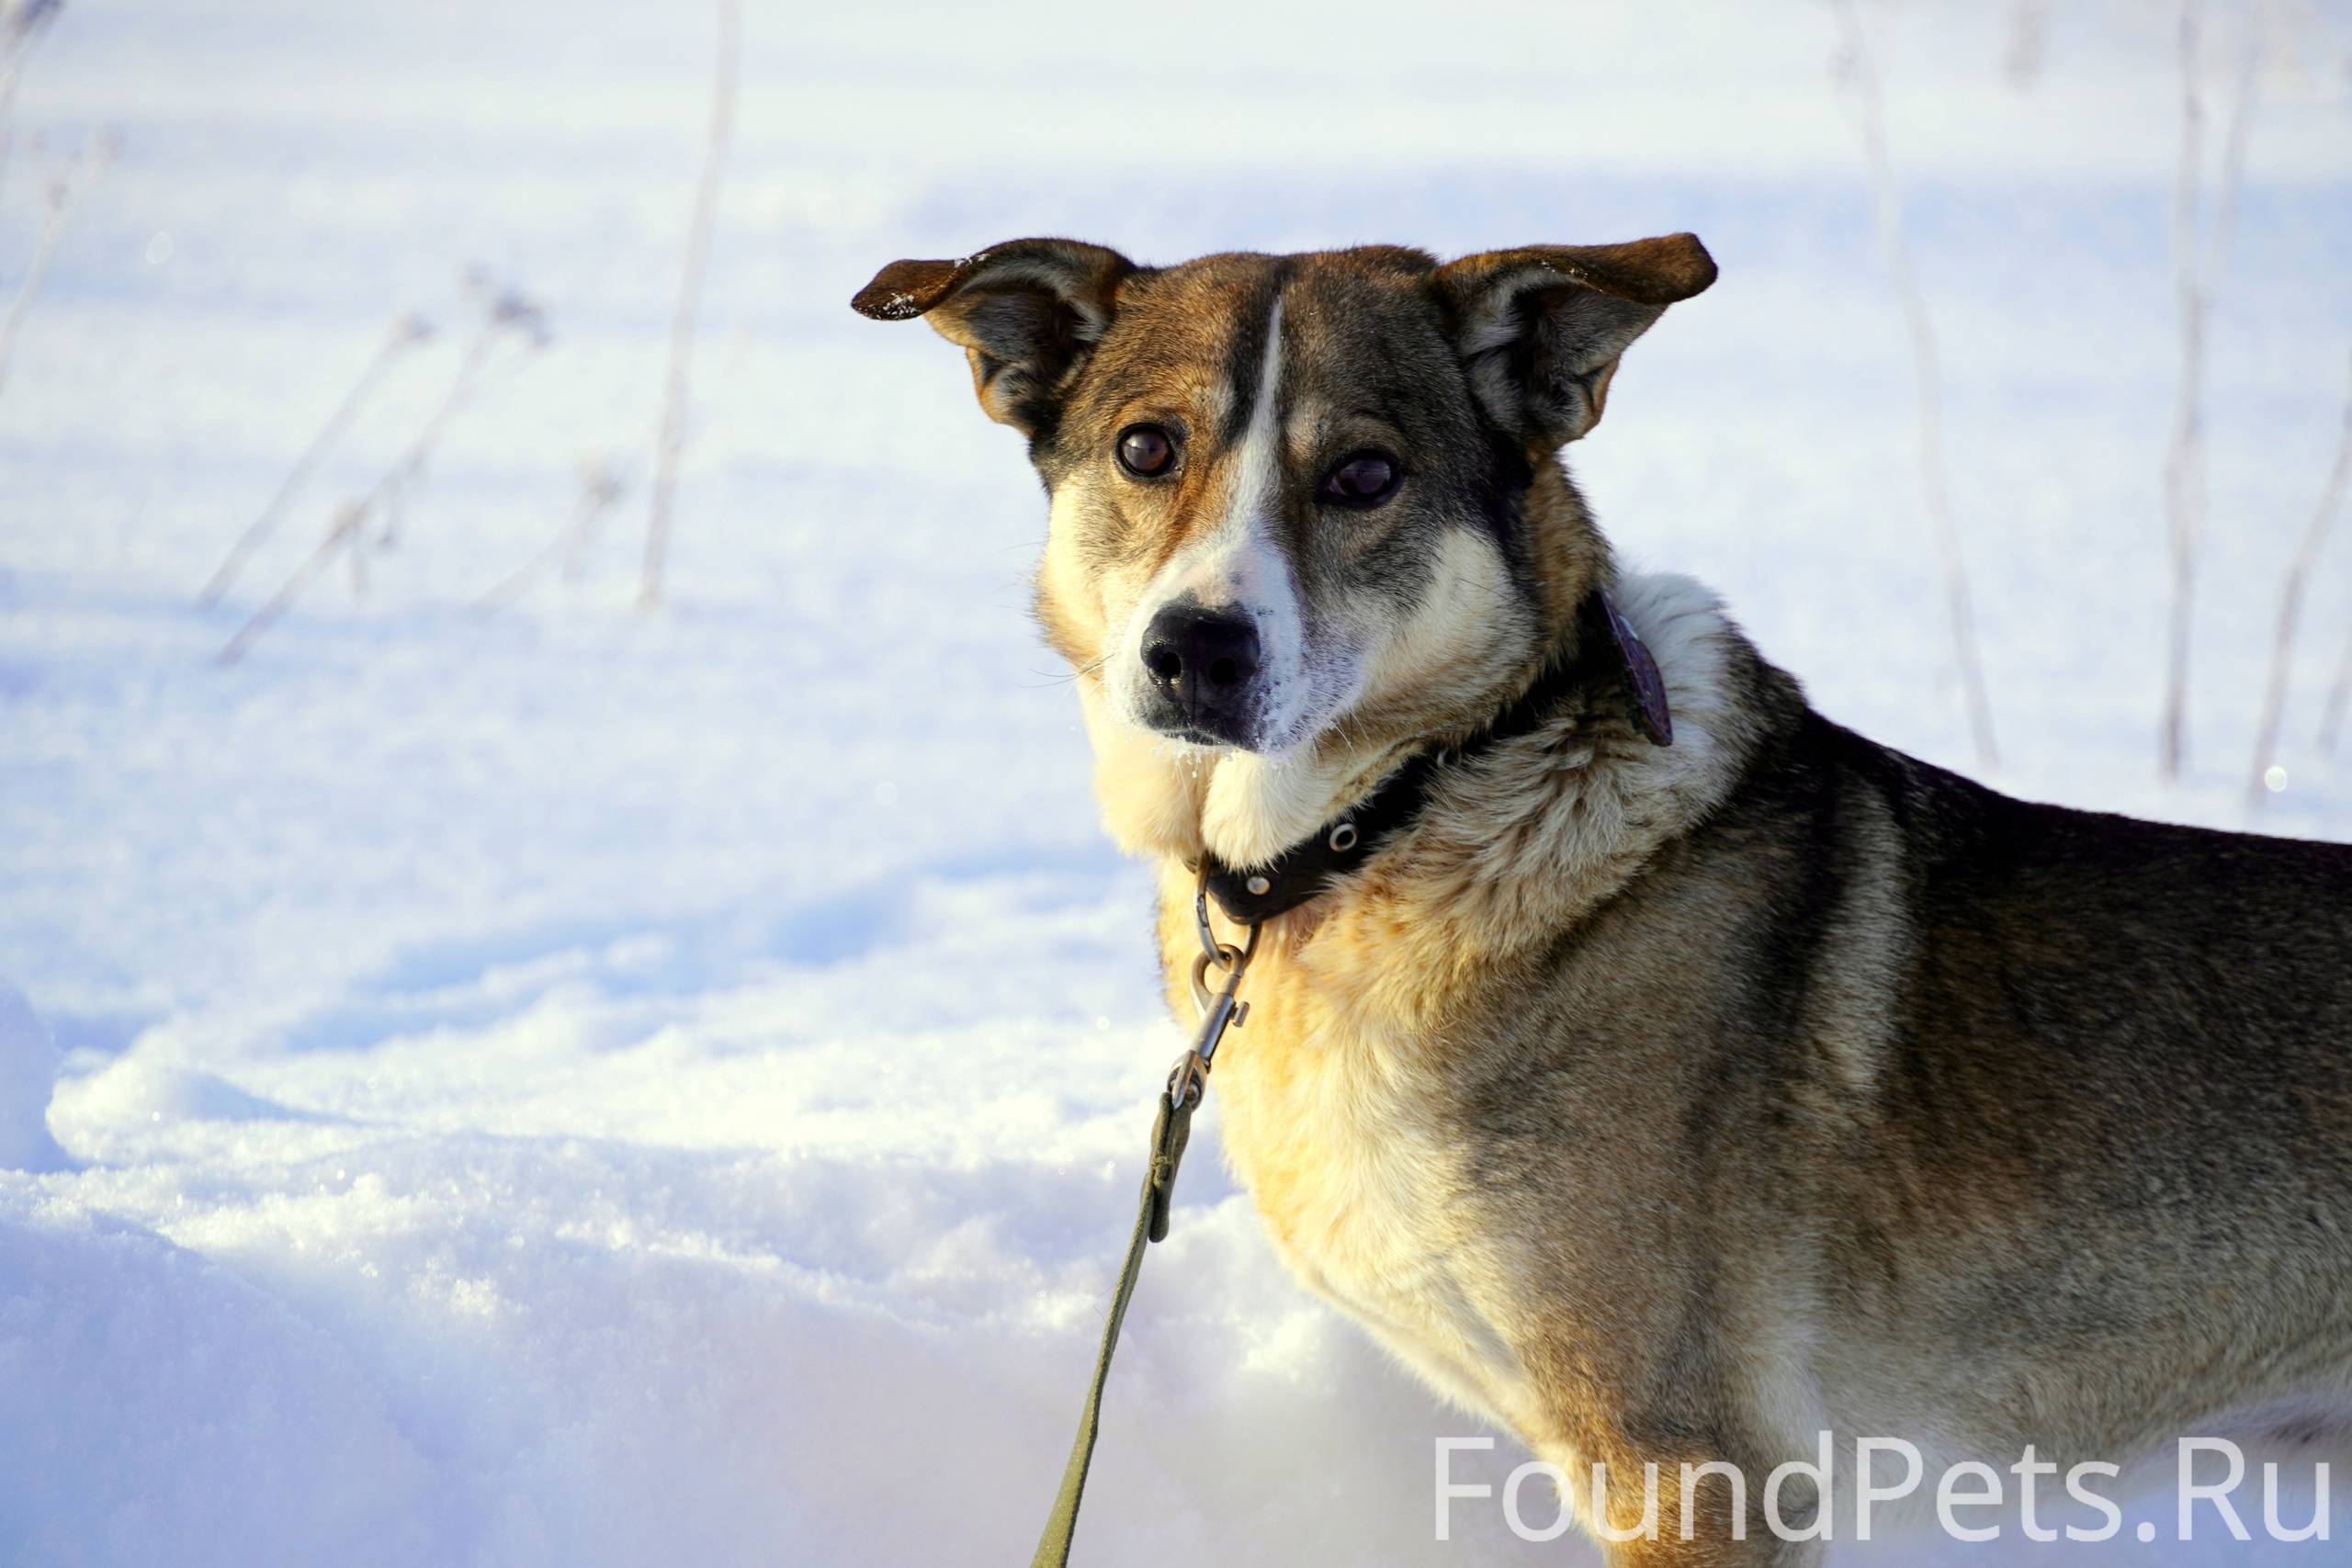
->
xmin=1169 ymin=863 xmax=1261 ymax=1109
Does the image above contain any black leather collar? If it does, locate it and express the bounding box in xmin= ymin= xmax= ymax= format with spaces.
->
xmin=1199 ymin=588 xmax=1671 ymax=925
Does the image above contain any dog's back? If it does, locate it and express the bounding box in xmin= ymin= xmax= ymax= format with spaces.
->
xmin=1438 ymin=665 xmax=2352 ymax=1486
xmin=1792 ymin=711 xmax=2352 ymax=1458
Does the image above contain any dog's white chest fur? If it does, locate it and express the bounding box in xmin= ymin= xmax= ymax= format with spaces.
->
xmin=1209 ymin=985 xmax=1528 ymax=1423
xmin=1161 ymin=574 xmax=1745 ymax=1431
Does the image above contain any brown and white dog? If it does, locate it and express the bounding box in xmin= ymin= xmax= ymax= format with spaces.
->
xmin=854 ymin=236 xmax=2352 ymax=1563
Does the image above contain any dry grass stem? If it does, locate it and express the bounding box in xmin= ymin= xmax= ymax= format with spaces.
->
xmin=638 ymin=0 xmax=741 ymax=612
xmin=198 ymin=312 xmax=432 ymax=606
xmin=2245 ymin=351 xmax=2352 ymax=802
xmin=0 ymin=127 xmax=114 ymax=399
xmin=1832 ymin=0 xmax=1999 ymax=769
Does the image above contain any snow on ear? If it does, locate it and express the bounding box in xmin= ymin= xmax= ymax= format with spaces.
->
xmin=850 ymin=238 xmax=1137 ymax=435
xmin=1432 ymin=233 xmax=1715 ymax=447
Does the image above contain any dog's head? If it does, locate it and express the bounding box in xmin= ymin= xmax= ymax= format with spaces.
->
xmin=854 ymin=237 xmax=1713 ymax=852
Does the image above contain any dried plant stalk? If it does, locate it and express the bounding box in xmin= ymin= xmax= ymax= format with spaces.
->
xmin=2245 ymin=352 xmax=2352 ymax=803
xmin=2002 ymin=0 xmax=2048 ymax=91
xmin=638 ymin=0 xmax=741 ymax=612
xmin=2159 ymin=4 xmax=2208 ymax=782
xmin=198 ymin=312 xmax=429 ymax=607
xmin=475 ymin=458 xmax=628 ymax=612
xmin=0 ymin=0 xmax=65 ymax=220
xmin=0 ymin=129 xmax=112 ymax=399
xmin=217 ymin=300 xmax=540 ymax=664
xmin=214 ymin=502 xmax=369 ymax=665
xmin=2158 ymin=3 xmax=2258 ymax=782
xmin=356 ymin=310 xmax=507 ymax=547
xmin=1832 ymin=0 xmax=1998 ymax=769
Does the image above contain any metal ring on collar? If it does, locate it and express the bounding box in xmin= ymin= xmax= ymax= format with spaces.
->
xmin=1193 ymin=860 xmax=1264 ymax=969
xmin=1188 ymin=942 xmax=1248 ymax=1017
xmin=1193 ymin=861 xmax=1223 ymax=967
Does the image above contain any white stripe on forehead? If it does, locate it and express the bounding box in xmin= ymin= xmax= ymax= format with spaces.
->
xmin=1228 ymin=293 xmax=1286 ymax=536
xmin=1169 ymin=296 xmax=1289 ymax=610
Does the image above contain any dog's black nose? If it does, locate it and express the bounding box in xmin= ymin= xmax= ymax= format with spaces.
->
xmin=1141 ymin=603 xmax=1261 ymax=728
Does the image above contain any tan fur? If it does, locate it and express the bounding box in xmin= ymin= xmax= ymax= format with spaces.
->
xmin=856 ymin=237 xmax=2352 ymax=1565
xmin=1155 ymin=572 xmax=1804 ymax=1506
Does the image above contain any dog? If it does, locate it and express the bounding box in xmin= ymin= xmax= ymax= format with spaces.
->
xmin=854 ymin=235 xmax=2352 ymax=1563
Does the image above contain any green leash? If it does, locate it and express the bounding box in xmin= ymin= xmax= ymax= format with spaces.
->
xmin=1029 ymin=887 xmax=1261 ymax=1568
xmin=1028 ymin=1087 xmax=1194 ymax=1568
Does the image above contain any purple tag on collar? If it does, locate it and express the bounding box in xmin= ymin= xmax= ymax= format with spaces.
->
xmin=1599 ymin=590 xmax=1672 ymax=747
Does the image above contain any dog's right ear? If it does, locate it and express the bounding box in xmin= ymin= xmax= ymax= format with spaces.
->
xmin=1432 ymin=233 xmax=1715 ymax=449
xmin=851 ymin=239 xmax=1137 ymax=437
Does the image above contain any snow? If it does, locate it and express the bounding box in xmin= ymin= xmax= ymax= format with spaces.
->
xmin=0 ymin=981 xmax=68 ymax=1171
xmin=1 ymin=0 xmax=2348 ymax=1562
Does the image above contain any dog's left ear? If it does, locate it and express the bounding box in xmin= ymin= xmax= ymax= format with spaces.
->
xmin=1432 ymin=233 xmax=1715 ymax=448
xmin=850 ymin=238 xmax=1137 ymax=437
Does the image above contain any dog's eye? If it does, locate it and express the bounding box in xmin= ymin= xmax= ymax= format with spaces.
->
xmin=1320 ymin=451 xmax=1400 ymax=509
xmin=1116 ymin=424 xmax=1177 ymax=478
